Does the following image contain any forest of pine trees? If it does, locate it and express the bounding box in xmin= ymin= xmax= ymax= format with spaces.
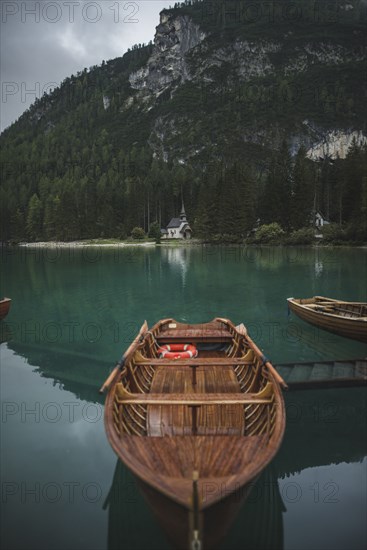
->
xmin=0 ymin=1 xmax=365 ymax=244
xmin=1 ymin=132 xmax=366 ymax=243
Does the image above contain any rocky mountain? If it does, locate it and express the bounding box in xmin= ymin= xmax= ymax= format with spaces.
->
xmin=1 ymin=0 xmax=366 ymax=242
xmin=121 ymin=4 xmax=367 ymax=162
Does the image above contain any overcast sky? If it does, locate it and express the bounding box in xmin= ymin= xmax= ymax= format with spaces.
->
xmin=0 ymin=0 xmax=173 ymax=132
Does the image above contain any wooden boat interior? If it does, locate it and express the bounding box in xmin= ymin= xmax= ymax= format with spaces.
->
xmin=296 ymin=296 xmax=367 ymax=319
xmin=102 ymin=315 xmax=286 ymax=550
xmin=108 ymin=319 xmax=284 ymax=479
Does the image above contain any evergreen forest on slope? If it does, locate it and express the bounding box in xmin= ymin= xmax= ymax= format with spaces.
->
xmin=1 ymin=0 xmax=366 ymax=244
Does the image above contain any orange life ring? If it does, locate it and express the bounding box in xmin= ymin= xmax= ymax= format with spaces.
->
xmin=158 ymin=344 xmax=198 ymax=360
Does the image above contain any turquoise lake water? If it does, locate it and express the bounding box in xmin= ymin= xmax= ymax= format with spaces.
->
xmin=1 ymin=245 xmax=366 ymax=549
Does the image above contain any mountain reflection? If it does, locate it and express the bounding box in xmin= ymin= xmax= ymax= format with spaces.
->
xmin=4 ymin=336 xmax=107 ymax=404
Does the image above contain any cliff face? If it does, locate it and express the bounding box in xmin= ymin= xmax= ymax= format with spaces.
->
xmin=2 ymin=4 xmax=366 ymax=167
xmin=124 ymin=8 xmax=366 ymax=162
xmin=305 ymin=128 xmax=367 ymax=160
xmin=129 ymin=13 xmax=206 ymax=97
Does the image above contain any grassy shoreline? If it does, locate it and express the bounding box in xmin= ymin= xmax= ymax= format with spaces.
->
xmin=5 ymin=239 xmax=366 ymax=249
xmin=15 ymin=240 xmax=157 ymax=248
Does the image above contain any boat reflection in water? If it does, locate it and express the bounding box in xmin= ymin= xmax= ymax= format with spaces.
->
xmin=104 ymin=460 xmax=285 ymax=550
xmin=104 ymin=387 xmax=366 ymax=550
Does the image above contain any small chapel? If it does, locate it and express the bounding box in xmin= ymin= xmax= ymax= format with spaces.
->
xmin=161 ymin=203 xmax=192 ymax=240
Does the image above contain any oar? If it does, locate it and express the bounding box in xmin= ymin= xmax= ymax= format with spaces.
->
xmin=99 ymin=320 xmax=148 ymax=394
xmin=236 ymin=323 xmax=288 ymax=389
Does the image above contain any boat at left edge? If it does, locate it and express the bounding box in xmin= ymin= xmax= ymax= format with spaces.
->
xmin=0 ymin=298 xmax=11 ymax=320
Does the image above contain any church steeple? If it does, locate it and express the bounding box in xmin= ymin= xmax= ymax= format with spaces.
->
xmin=180 ymin=201 xmax=187 ymax=222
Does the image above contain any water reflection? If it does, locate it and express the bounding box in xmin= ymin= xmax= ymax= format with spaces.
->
xmin=4 ymin=337 xmax=106 ymax=404
xmin=1 ymin=246 xmax=366 ymax=549
xmin=276 ymin=389 xmax=366 ymax=476
xmin=103 ymin=461 xmax=169 ymax=550
xmin=104 ymin=462 xmax=285 ymax=550
xmin=1 ymin=343 xmax=366 ymax=549
xmin=314 ymin=260 xmax=324 ymax=278
xmin=160 ymin=247 xmax=191 ymax=288
xmin=0 ymin=321 xmax=13 ymax=344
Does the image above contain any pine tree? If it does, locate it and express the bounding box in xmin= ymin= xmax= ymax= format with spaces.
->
xmin=239 ymin=165 xmax=257 ymax=234
xmin=217 ymin=163 xmax=256 ymax=238
xmin=11 ymin=208 xmax=26 ymax=242
xmin=262 ymin=140 xmax=292 ymax=229
xmin=194 ymin=164 xmax=219 ymax=238
xmin=26 ymin=194 xmax=43 ymax=241
xmin=291 ymin=146 xmax=315 ymax=229
xmin=218 ymin=165 xmax=238 ymax=235
xmin=343 ymin=141 xmax=367 ymax=239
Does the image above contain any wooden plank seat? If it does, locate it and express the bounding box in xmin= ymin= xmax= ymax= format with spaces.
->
xmin=115 ymin=382 xmax=273 ymax=405
xmin=134 ymin=358 xmax=255 ymax=366
xmin=145 ymin=365 xmax=247 ymax=436
xmin=131 ymin=349 xmax=256 ymax=367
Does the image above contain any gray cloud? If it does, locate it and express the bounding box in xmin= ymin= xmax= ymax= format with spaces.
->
xmin=0 ymin=0 xmax=172 ymax=132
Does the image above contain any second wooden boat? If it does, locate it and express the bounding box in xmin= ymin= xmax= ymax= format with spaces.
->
xmin=101 ymin=318 xmax=286 ymax=549
xmin=287 ymin=296 xmax=367 ymax=343
xmin=0 ymin=298 xmax=11 ymax=320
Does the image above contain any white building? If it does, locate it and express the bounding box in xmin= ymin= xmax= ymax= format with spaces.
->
xmin=314 ymin=211 xmax=330 ymax=228
xmin=161 ymin=204 xmax=192 ymax=240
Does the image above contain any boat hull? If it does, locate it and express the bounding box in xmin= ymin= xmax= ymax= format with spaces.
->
xmin=288 ymin=297 xmax=367 ymax=343
xmin=0 ymin=298 xmax=11 ymax=321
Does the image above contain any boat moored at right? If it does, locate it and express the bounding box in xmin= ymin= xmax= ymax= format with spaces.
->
xmin=287 ymin=296 xmax=367 ymax=343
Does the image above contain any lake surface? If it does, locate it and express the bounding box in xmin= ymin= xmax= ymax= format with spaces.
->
xmin=1 ymin=245 xmax=366 ymax=550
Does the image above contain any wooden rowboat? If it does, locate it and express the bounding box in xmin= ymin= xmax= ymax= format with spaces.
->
xmin=0 ymin=298 xmax=11 ymax=320
xmin=287 ymin=296 xmax=367 ymax=343
xmin=101 ymin=318 xmax=287 ymax=549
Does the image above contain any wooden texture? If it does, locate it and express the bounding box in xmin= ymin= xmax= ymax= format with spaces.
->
xmin=103 ymin=317 xmax=286 ymax=548
xmin=157 ymin=330 xmax=233 ymax=343
xmin=99 ymin=320 xmax=148 ymax=393
xmin=288 ymin=296 xmax=367 ymax=342
xmin=120 ymin=435 xmax=268 ymax=480
xmin=236 ymin=323 xmax=288 ymax=389
xmin=276 ymin=358 xmax=367 ymax=390
xmin=143 ymin=364 xmax=247 ymax=437
xmin=134 ymin=358 xmax=253 ymax=366
xmin=0 ymin=298 xmax=11 ymax=321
